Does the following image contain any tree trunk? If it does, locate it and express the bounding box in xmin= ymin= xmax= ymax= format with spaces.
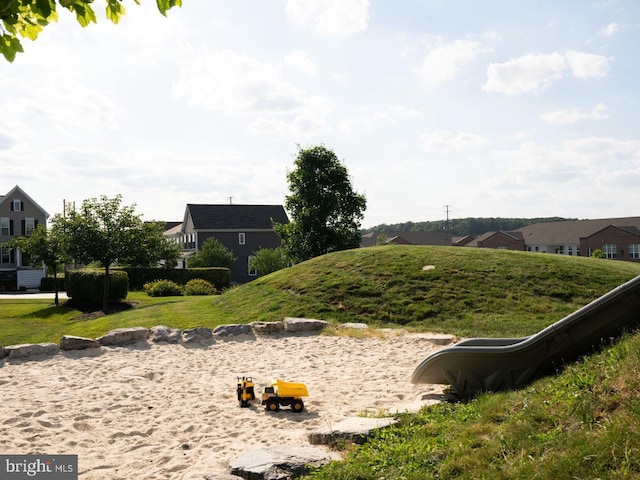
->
xmin=103 ymin=265 xmax=110 ymax=313
xmin=53 ymin=268 xmax=59 ymax=307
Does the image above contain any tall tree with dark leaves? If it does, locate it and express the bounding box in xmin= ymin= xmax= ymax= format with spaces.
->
xmin=275 ymin=145 xmax=366 ymax=263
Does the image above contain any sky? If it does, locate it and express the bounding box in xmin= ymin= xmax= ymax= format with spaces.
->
xmin=1 ymin=0 xmax=639 ymax=229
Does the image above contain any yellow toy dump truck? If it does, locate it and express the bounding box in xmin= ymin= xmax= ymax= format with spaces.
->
xmin=237 ymin=376 xmax=256 ymax=408
xmin=261 ymin=379 xmax=309 ymax=413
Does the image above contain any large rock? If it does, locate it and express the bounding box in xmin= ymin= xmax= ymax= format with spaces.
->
xmin=339 ymin=322 xmax=369 ymax=330
xmin=60 ymin=335 xmax=100 ymax=351
xmin=0 ymin=346 xmax=6 ymax=359
xmin=97 ymin=327 xmax=149 ymax=346
xmin=182 ymin=327 xmax=214 ymax=344
xmin=6 ymin=343 xmax=59 ymax=359
xmin=250 ymin=321 xmax=285 ymax=335
xmin=308 ymin=416 xmax=398 ymax=445
xmin=213 ymin=324 xmax=252 ymax=337
xmin=283 ymin=317 xmax=330 ymax=333
xmin=149 ymin=325 xmax=183 ymax=344
xmin=228 ymin=445 xmax=338 ymax=480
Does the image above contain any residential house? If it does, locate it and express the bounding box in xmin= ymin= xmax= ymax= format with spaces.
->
xmin=515 ymin=217 xmax=640 ymax=261
xmin=464 ymin=231 xmax=525 ymax=251
xmin=170 ymin=204 xmax=289 ymax=284
xmin=361 ymin=231 xmax=452 ymax=247
xmin=0 ymin=185 xmax=49 ymax=290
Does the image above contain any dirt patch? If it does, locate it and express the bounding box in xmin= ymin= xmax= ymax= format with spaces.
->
xmin=64 ymin=299 xmax=139 ymax=320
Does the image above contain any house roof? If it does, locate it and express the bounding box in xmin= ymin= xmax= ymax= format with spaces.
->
xmin=516 ymin=217 xmax=640 ymax=245
xmin=0 ymin=185 xmax=49 ymax=218
xmin=184 ymin=204 xmax=289 ymax=230
xmin=361 ymin=231 xmax=452 ymax=247
xmin=465 ymin=230 xmax=523 ymax=247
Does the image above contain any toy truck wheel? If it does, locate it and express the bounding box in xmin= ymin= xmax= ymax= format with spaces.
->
xmin=291 ymin=399 xmax=304 ymax=413
xmin=266 ymin=399 xmax=280 ymax=412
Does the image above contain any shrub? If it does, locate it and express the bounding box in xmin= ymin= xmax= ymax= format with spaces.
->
xmin=116 ymin=267 xmax=230 ymax=291
xmin=40 ymin=276 xmax=65 ymax=292
xmin=67 ymin=269 xmax=128 ymax=305
xmin=183 ymin=278 xmax=216 ymax=296
xmin=143 ymin=279 xmax=184 ymax=297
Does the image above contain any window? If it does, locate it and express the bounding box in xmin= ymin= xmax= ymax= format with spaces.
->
xmin=0 ymin=217 xmax=9 ymax=236
xmin=630 ymin=244 xmax=640 ymax=260
xmin=0 ymin=247 xmax=10 ymax=264
xmin=239 ymin=233 xmax=246 ymax=245
xmin=25 ymin=218 xmax=35 ymax=236
xmin=602 ymin=244 xmax=617 ymax=259
xmin=11 ymin=199 xmax=22 ymax=211
xmin=248 ymin=255 xmax=257 ymax=276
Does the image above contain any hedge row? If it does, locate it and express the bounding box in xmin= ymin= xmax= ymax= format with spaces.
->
xmin=40 ymin=276 xmax=65 ymax=292
xmin=115 ymin=267 xmax=230 ymax=291
xmin=67 ymin=270 xmax=129 ymax=304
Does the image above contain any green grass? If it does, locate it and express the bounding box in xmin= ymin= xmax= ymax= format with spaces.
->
xmin=3 ymin=245 xmax=640 ymax=479
xmin=3 ymin=246 xmax=640 ymax=344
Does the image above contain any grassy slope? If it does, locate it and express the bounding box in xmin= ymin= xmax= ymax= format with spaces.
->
xmin=4 ymin=245 xmax=640 ymax=344
xmin=213 ymin=245 xmax=640 ymax=337
xmin=4 ymin=246 xmax=640 ymax=479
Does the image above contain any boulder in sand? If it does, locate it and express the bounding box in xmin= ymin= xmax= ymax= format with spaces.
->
xmin=283 ymin=317 xmax=330 ymax=333
xmin=60 ymin=335 xmax=100 ymax=351
xmin=97 ymin=327 xmax=149 ymax=346
xmin=229 ymin=445 xmax=338 ymax=480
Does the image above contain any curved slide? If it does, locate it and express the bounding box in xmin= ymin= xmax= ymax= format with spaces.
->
xmin=411 ymin=274 xmax=640 ymax=396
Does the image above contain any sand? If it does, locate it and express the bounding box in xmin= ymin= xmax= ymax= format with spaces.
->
xmin=0 ymin=332 xmax=448 ymax=479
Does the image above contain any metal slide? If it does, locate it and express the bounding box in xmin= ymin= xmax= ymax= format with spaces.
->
xmin=411 ymin=274 xmax=640 ymax=396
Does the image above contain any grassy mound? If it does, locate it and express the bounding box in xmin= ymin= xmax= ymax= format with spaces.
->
xmin=213 ymin=246 xmax=640 ymax=337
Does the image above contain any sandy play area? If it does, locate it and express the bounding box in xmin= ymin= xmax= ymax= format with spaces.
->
xmin=0 ymin=332 xmax=448 ymax=479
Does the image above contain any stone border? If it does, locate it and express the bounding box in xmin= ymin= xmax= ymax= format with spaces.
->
xmin=2 ymin=318 xmax=452 ymax=362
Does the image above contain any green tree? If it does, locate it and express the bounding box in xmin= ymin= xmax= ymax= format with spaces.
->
xmin=188 ymin=237 xmax=236 ymax=268
xmin=275 ymin=145 xmax=366 ymax=263
xmin=4 ymin=223 xmax=66 ymax=305
xmin=250 ymin=246 xmax=290 ymax=276
xmin=119 ymin=221 xmax=181 ymax=268
xmin=0 ymin=0 xmax=182 ymax=62
xmin=591 ymin=249 xmax=606 ymax=259
xmin=53 ymin=194 xmax=148 ymax=312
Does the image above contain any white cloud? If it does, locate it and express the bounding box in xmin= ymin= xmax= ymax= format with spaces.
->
xmin=483 ymin=52 xmax=566 ymax=95
xmin=173 ymin=49 xmax=335 ymax=137
xmin=417 ymin=39 xmax=489 ymax=87
xmin=284 ymin=50 xmax=319 ymax=77
xmin=372 ymin=105 xmax=421 ymax=124
xmin=541 ymin=103 xmax=609 ymax=124
xmin=285 ymin=0 xmax=370 ymax=37
xmin=483 ymin=50 xmax=609 ymax=95
xmin=565 ymin=50 xmax=609 ymax=79
xmin=599 ymin=22 xmax=619 ymax=37
xmin=421 ymin=131 xmax=488 ymax=153
xmin=173 ymin=49 xmax=303 ymax=114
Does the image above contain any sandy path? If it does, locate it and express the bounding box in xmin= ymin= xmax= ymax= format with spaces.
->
xmin=0 ymin=332 xmax=446 ymax=479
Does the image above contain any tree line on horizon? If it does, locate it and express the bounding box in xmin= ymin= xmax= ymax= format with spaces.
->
xmin=365 ymin=217 xmax=573 ymax=237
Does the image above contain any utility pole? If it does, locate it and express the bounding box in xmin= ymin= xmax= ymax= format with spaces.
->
xmin=228 ymin=196 xmax=234 ymax=205
xmin=444 ymin=205 xmax=452 ymax=232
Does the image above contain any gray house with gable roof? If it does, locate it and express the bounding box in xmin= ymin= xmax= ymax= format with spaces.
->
xmin=168 ymin=204 xmax=289 ymax=284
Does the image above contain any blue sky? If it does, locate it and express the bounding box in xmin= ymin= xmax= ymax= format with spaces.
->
xmin=1 ymin=0 xmax=639 ymax=228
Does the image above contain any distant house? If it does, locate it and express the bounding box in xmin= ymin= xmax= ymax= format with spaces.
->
xmin=515 ymin=217 xmax=640 ymax=261
xmin=361 ymin=231 xmax=452 ymax=247
xmin=0 ymin=185 xmax=49 ymax=290
xmin=168 ymin=204 xmax=289 ymax=284
xmin=465 ymin=231 xmax=525 ymax=251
